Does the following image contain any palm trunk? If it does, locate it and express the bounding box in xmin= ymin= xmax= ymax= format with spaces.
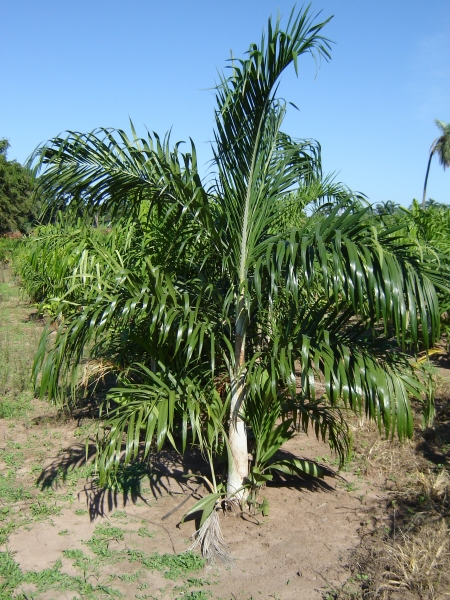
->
xmin=226 ymin=89 xmax=267 ymax=502
xmin=422 ymin=149 xmax=434 ymax=209
xmin=227 ymin=301 xmax=249 ymax=500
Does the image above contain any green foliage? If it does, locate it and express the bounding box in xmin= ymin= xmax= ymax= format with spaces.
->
xmin=124 ymin=549 xmax=205 ymax=580
xmin=24 ymin=6 xmax=445 ymax=516
xmin=391 ymin=201 xmax=450 ymax=351
xmin=406 ymin=200 xmax=450 ymax=256
xmin=0 ymin=237 xmax=19 ymax=263
xmin=0 ymin=266 xmax=43 ymax=403
xmin=0 ymin=139 xmax=36 ymax=234
xmin=0 ymin=394 xmax=30 ymax=419
xmin=0 ymin=549 xmax=122 ymax=599
xmin=15 ymin=215 xmax=121 ymax=306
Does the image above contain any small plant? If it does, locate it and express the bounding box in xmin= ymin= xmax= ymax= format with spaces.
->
xmin=0 ymin=394 xmax=30 ymax=420
xmin=341 ymin=481 xmax=359 ymax=493
xmin=30 ymin=501 xmax=62 ymax=519
xmin=85 ymin=522 xmax=125 ymax=558
xmin=137 ymin=526 xmax=155 ymax=538
xmin=58 ymin=528 xmax=70 ymax=537
xmin=125 ymin=549 xmax=205 ymax=580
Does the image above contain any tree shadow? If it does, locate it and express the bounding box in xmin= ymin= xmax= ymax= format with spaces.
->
xmin=416 ymin=418 xmax=450 ymax=467
xmin=32 ymin=370 xmax=117 ymax=425
xmin=36 ymin=441 xmax=212 ymax=520
xmin=31 ymin=410 xmax=73 ymax=427
xmin=415 ymin=381 xmax=450 ymax=467
xmin=36 ymin=442 xmax=97 ymax=490
xmin=265 ymin=448 xmax=338 ymax=494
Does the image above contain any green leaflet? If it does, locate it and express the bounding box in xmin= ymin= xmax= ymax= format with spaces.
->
xmin=182 ymin=493 xmax=222 ymax=527
xmin=269 ymin=458 xmax=324 ymax=479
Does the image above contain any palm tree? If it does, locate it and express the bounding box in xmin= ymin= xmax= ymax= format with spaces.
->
xmin=422 ymin=119 xmax=450 ymax=209
xmin=29 ymin=6 xmax=442 ymax=554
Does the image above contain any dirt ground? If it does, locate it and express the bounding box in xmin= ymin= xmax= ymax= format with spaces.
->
xmin=1 ymin=414 xmax=375 ymax=599
xmin=1 ymin=264 xmax=450 ymax=600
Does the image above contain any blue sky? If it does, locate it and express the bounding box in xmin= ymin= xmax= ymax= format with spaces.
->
xmin=2 ymin=0 xmax=449 ymax=207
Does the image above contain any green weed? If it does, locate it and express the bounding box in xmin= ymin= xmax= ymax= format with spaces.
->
xmin=125 ymin=549 xmax=205 ymax=580
xmin=0 ymin=473 xmax=31 ymax=503
xmin=53 ymin=462 xmax=95 ymax=490
xmin=0 ymin=549 xmax=23 ymax=597
xmin=30 ymin=500 xmax=62 ymax=518
xmin=0 ymin=549 xmax=123 ymax=599
xmin=84 ymin=522 xmax=125 ymax=559
xmin=137 ymin=526 xmax=155 ymax=538
xmin=64 ymin=548 xmax=100 ymax=575
xmin=176 ymin=592 xmax=212 ymax=600
xmin=2 ymin=449 xmax=24 ymax=469
xmin=0 ymin=394 xmax=31 ymax=420
xmin=111 ymin=510 xmax=128 ymax=520
xmin=117 ymin=570 xmax=141 ymax=582
xmin=0 ymin=472 xmax=33 ymax=544
xmin=174 ymin=577 xmax=212 ymax=600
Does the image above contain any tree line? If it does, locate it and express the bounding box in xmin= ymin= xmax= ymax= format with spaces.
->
xmin=0 ymin=139 xmax=36 ymax=235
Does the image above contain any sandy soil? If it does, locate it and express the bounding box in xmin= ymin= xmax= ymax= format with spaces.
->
xmin=0 ymin=409 xmax=385 ymax=600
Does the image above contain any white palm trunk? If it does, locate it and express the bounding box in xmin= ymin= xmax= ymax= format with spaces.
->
xmin=227 ymin=386 xmax=248 ymax=499
xmin=227 ymin=324 xmax=249 ymax=500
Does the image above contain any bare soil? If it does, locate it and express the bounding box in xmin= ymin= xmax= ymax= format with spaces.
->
xmin=1 ymin=414 xmax=378 ymax=599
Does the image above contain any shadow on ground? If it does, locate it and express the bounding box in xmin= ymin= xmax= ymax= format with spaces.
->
xmin=36 ymin=442 xmax=337 ymax=522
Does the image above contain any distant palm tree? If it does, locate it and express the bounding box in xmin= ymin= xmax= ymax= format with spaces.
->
xmin=422 ymin=120 xmax=450 ymax=209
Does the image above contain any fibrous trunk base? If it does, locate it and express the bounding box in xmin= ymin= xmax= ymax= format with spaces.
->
xmin=189 ymin=509 xmax=233 ymax=565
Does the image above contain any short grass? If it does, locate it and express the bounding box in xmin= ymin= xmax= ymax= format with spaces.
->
xmin=0 ymin=263 xmax=40 ymax=404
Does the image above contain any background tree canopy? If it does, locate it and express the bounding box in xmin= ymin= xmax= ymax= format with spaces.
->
xmin=0 ymin=139 xmax=36 ymax=234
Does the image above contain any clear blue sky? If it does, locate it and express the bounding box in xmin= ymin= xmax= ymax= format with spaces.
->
xmin=2 ymin=0 xmax=449 ymax=206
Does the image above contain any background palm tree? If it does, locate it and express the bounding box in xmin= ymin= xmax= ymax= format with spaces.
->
xmin=422 ymin=119 xmax=450 ymax=209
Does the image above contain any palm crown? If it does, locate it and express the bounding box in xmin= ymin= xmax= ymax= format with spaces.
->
xmin=422 ymin=119 xmax=450 ymax=209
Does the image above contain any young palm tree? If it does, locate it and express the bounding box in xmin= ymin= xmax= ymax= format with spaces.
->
xmin=422 ymin=119 xmax=450 ymax=209
xmin=29 ymin=6 xmax=442 ymax=548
